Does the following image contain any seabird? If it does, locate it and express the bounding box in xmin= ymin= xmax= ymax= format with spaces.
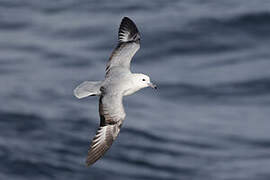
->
xmin=74 ymin=17 xmax=157 ymax=166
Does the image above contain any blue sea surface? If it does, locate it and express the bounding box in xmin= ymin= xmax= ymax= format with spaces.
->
xmin=1 ymin=0 xmax=270 ymax=180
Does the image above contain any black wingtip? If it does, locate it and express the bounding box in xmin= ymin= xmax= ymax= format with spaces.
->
xmin=118 ymin=17 xmax=140 ymax=43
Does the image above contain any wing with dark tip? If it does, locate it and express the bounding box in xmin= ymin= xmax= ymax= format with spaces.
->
xmin=118 ymin=17 xmax=140 ymax=43
xmin=106 ymin=17 xmax=140 ymax=75
xmin=86 ymin=94 xmax=126 ymax=166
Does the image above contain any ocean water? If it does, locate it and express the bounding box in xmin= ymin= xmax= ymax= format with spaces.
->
xmin=1 ymin=0 xmax=270 ymax=179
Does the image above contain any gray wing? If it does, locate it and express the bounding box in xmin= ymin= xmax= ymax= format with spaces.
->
xmin=106 ymin=17 xmax=140 ymax=76
xmin=86 ymin=93 xmax=126 ymax=166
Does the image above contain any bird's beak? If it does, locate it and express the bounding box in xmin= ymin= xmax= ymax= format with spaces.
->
xmin=148 ymin=82 xmax=157 ymax=89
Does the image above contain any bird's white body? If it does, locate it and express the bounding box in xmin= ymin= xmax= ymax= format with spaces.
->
xmin=104 ymin=71 xmax=152 ymax=96
xmin=74 ymin=71 xmax=152 ymax=98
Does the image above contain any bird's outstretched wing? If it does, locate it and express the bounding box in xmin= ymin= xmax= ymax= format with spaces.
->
xmin=86 ymin=93 xmax=126 ymax=166
xmin=106 ymin=17 xmax=140 ymax=76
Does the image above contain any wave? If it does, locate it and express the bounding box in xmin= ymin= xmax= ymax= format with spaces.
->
xmin=194 ymin=11 xmax=270 ymax=37
xmin=159 ymin=78 xmax=270 ymax=104
xmin=140 ymin=12 xmax=270 ymax=60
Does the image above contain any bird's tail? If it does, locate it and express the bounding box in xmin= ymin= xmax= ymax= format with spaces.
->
xmin=74 ymin=81 xmax=102 ymax=99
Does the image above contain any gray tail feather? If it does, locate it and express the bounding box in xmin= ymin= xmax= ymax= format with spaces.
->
xmin=74 ymin=81 xmax=102 ymax=99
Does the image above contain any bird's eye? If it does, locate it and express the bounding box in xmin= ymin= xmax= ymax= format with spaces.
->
xmin=142 ymin=79 xmax=146 ymax=81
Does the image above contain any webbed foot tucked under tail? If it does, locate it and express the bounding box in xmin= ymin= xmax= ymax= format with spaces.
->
xmin=74 ymin=81 xmax=102 ymax=99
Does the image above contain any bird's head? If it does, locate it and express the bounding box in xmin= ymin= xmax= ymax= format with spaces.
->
xmin=133 ymin=73 xmax=157 ymax=90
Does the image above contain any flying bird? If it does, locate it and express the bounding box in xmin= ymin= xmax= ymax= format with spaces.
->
xmin=74 ymin=17 xmax=157 ymax=166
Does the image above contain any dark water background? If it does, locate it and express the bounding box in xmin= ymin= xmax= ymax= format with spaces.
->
xmin=1 ymin=0 xmax=270 ymax=180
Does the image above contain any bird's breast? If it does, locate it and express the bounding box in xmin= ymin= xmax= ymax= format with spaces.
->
xmin=123 ymin=86 xmax=141 ymax=96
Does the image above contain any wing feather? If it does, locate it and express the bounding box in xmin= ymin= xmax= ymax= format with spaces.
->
xmin=106 ymin=17 xmax=140 ymax=75
xmin=86 ymin=94 xmax=125 ymax=166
